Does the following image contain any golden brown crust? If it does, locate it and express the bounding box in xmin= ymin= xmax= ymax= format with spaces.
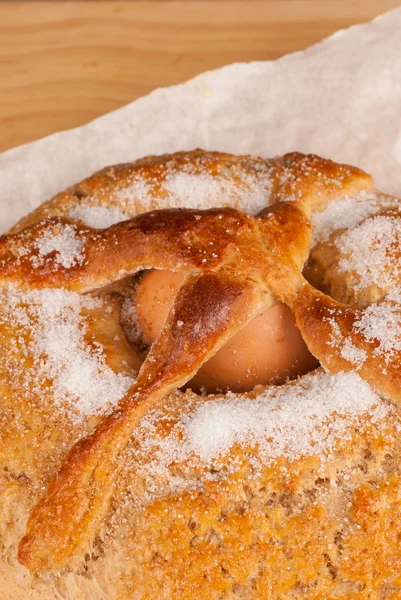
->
xmin=2 ymin=151 xmax=369 ymax=572
xmin=0 ymin=149 xmax=400 ymax=598
xmin=269 ymin=152 xmax=373 ymax=215
xmin=294 ymin=282 xmax=401 ymax=403
xmin=115 ymin=425 xmax=401 ymax=600
xmin=10 ymin=150 xmax=276 ymax=234
xmin=306 ymin=203 xmax=401 ymax=308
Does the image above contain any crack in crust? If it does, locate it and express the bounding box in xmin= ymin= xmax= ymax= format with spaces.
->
xmin=2 ymin=149 xmax=399 ymax=574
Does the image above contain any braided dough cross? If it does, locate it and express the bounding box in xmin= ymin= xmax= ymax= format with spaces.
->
xmin=0 ymin=152 xmax=397 ymax=572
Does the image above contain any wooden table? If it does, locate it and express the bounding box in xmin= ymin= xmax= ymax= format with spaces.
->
xmin=0 ymin=1 xmax=399 ymax=153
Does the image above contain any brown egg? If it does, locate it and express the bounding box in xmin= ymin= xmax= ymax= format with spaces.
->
xmin=134 ymin=269 xmax=319 ymax=393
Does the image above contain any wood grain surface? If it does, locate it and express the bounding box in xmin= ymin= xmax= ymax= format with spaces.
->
xmin=0 ymin=1 xmax=399 ymax=152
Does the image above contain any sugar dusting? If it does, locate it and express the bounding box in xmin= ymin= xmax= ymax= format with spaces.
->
xmin=159 ymin=167 xmax=271 ymax=214
xmin=311 ymin=191 xmax=381 ymax=246
xmin=325 ymin=287 xmax=401 ymax=372
xmin=316 ymin=197 xmax=401 ymax=371
xmin=17 ymin=222 xmax=86 ymax=270
xmin=353 ymin=295 xmax=401 ymax=364
xmin=36 ymin=225 xmax=85 ymax=268
xmin=68 ymin=204 xmax=130 ymax=229
xmin=185 ymin=372 xmax=384 ymax=462
xmin=327 ymin=317 xmax=368 ymax=368
xmin=63 ymin=155 xmax=274 ymax=221
xmin=132 ymin=371 xmax=389 ymax=498
xmin=119 ymin=157 xmax=273 ymax=215
xmin=339 ymin=338 xmax=368 ymax=366
xmin=278 ymin=157 xmax=354 ymax=204
xmin=335 ymin=214 xmax=401 ymax=291
xmin=0 ymin=287 xmax=134 ymax=421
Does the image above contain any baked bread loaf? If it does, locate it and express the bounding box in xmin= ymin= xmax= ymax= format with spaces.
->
xmin=1 ymin=150 xmax=401 ymax=599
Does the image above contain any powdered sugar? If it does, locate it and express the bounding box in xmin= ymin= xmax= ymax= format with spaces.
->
xmin=68 ymin=204 xmax=130 ymax=229
xmin=278 ymin=158 xmax=354 ymax=204
xmin=327 ymin=318 xmax=368 ymax=367
xmin=336 ymin=214 xmax=401 ymax=291
xmin=325 ymin=288 xmax=401 ymax=368
xmin=0 ymin=287 xmax=134 ymax=421
xmin=340 ymin=338 xmax=368 ymax=366
xmin=159 ymin=166 xmax=272 ymax=214
xmin=311 ymin=191 xmax=381 ymax=246
xmin=116 ymin=178 xmax=154 ymax=207
xmin=133 ymin=371 xmax=388 ymax=498
xmin=185 ymin=372 xmax=384 ymax=463
xmin=35 ymin=224 xmax=86 ymax=268
xmin=66 ymin=155 xmax=274 ymax=221
xmin=16 ymin=223 xmax=87 ymax=270
xmin=353 ymin=298 xmax=401 ymax=364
